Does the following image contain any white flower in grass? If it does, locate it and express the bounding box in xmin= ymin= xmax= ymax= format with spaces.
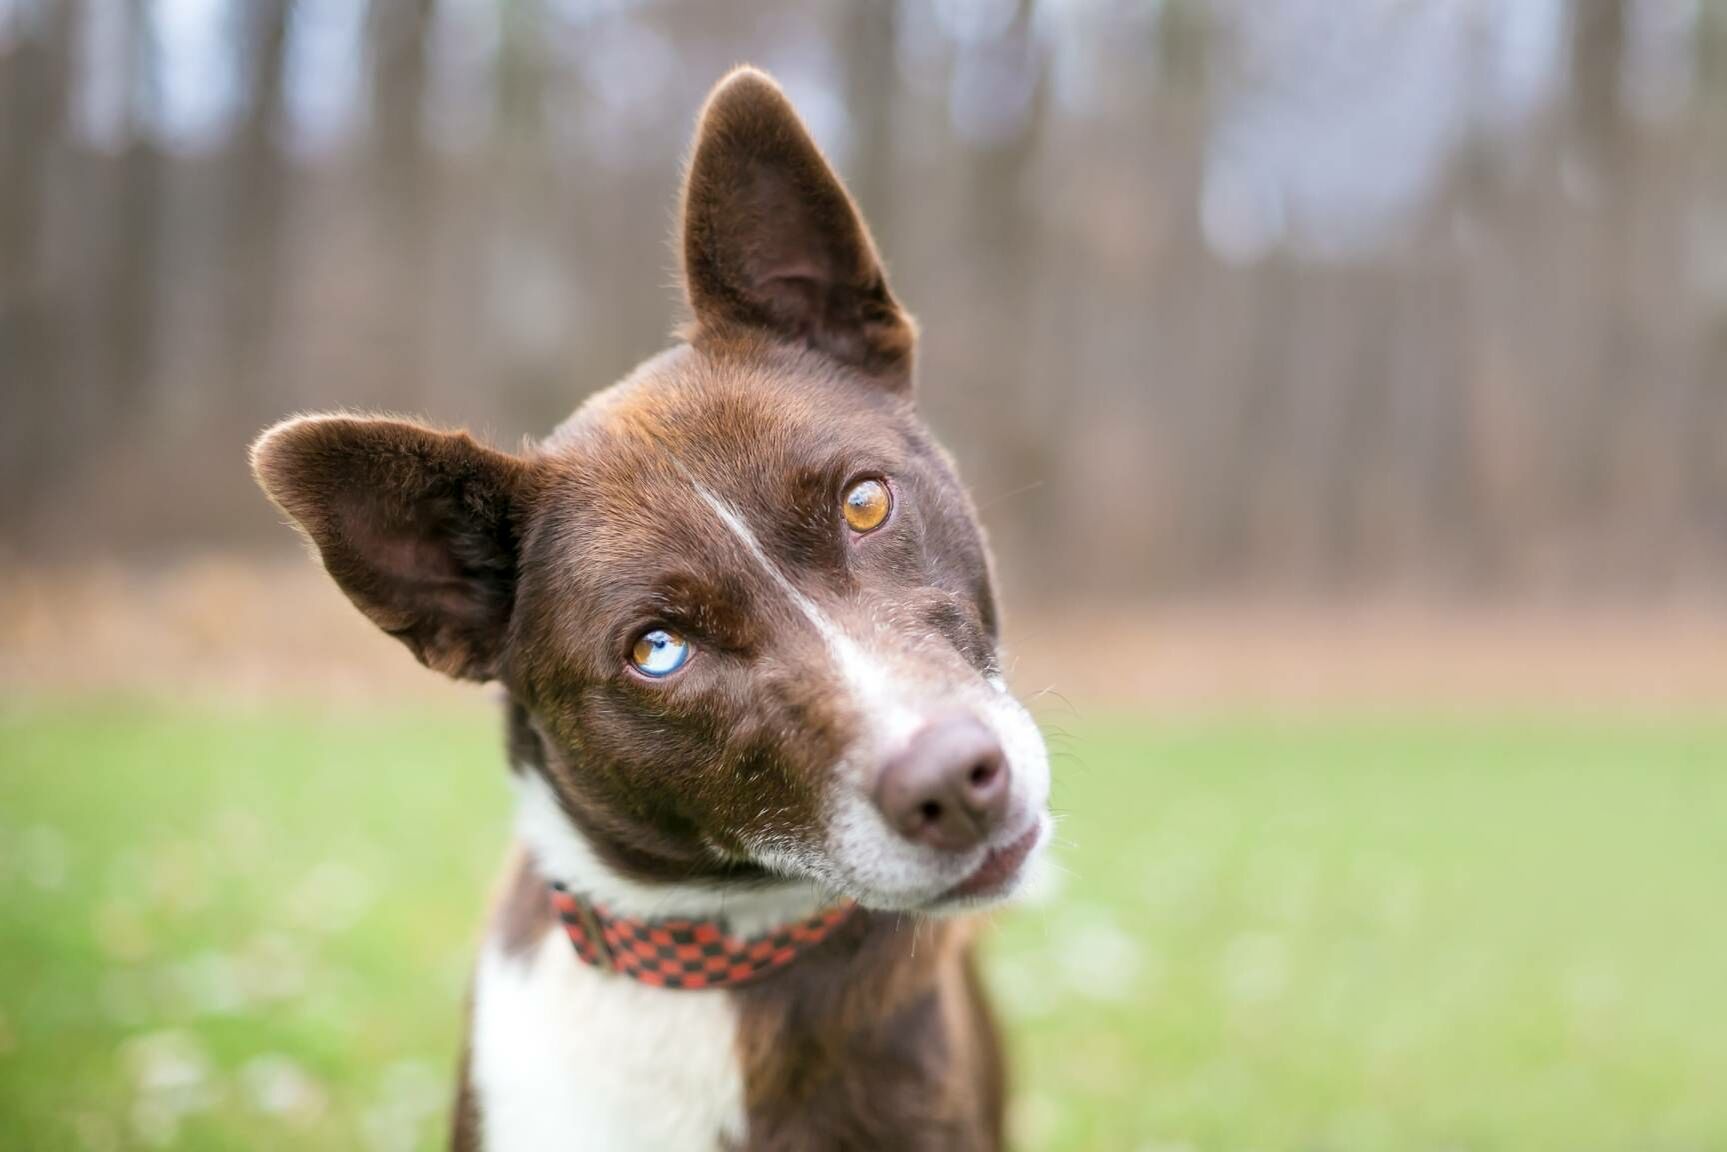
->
xmin=1055 ymin=910 xmax=1146 ymax=1003
xmin=1561 ymin=959 xmax=1623 ymax=1039
xmin=363 ymin=1060 xmax=444 ymax=1152
xmin=1008 ymin=1091 xmax=1065 ymax=1150
xmin=130 ymin=1098 xmax=179 ymax=1149
xmin=236 ymin=932 xmax=311 ymax=1003
xmin=122 ymin=1030 xmax=220 ymax=1147
xmin=68 ymin=1109 xmax=120 ymax=1151
xmin=214 ymin=807 xmax=269 ymax=869
xmin=105 ymin=849 xmax=150 ymax=902
xmin=1222 ymin=931 xmax=1288 ymax=1006
xmin=1376 ymin=870 xmax=1421 ymax=932
xmin=988 ymin=953 xmax=1062 ymax=1020
xmin=1243 ymin=852 xmax=1317 ymax=924
xmin=93 ymin=902 xmax=152 ymax=963
xmin=168 ymin=951 xmax=248 ymax=1016
xmin=100 ymin=969 xmax=150 ymax=1026
xmin=1139 ymin=850 xmax=1211 ymax=915
xmin=19 ymin=825 xmax=68 ymax=890
xmin=124 ymin=1031 xmax=211 ymax=1096
xmin=242 ymin=1054 xmax=328 ymax=1125
xmin=147 ymin=841 xmax=213 ymax=914
xmin=289 ymin=860 xmax=377 ymax=934
xmin=1327 ymin=1106 xmax=1394 ymax=1148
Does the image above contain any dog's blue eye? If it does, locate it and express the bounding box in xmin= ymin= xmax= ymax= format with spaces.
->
xmin=630 ymin=629 xmax=690 ymax=677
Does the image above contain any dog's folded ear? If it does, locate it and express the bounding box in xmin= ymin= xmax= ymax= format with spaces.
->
xmin=680 ymin=67 xmax=915 ymax=385
xmin=250 ymin=415 xmax=533 ymax=681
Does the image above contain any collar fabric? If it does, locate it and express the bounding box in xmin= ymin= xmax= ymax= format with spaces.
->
xmin=547 ymin=882 xmax=858 ymax=989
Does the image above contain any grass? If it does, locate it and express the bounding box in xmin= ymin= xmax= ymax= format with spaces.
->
xmin=2 ymin=703 xmax=1725 ymax=1150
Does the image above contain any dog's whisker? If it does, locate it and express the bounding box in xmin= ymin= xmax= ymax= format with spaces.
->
xmin=973 ymin=478 xmax=1046 ymax=512
xmin=1029 ymin=686 xmax=1082 ymax=719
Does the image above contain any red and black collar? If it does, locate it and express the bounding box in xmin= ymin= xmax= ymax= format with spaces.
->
xmin=547 ymin=883 xmax=858 ymax=990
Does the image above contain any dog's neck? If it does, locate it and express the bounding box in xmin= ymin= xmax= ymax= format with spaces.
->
xmin=512 ymin=767 xmax=835 ymax=939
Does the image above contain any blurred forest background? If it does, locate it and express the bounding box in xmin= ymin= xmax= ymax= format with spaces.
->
xmin=5 ymin=6 xmax=1727 ymax=1150
xmin=3 ymin=0 xmax=1723 ymax=608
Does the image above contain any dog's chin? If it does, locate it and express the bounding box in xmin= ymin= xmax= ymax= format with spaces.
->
xmin=916 ymin=814 xmax=1051 ymax=915
xmin=805 ymin=811 xmax=1051 ymax=916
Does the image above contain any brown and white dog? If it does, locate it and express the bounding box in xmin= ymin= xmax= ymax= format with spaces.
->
xmin=251 ymin=68 xmax=1051 ymax=1151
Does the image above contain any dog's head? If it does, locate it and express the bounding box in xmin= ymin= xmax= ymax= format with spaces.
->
xmin=252 ymin=69 xmax=1049 ymax=913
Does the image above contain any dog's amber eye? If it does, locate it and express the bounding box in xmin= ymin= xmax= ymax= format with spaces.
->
xmin=630 ymin=629 xmax=690 ymax=677
xmin=842 ymin=479 xmax=891 ymax=534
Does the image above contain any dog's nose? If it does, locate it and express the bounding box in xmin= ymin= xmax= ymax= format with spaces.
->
xmin=874 ymin=714 xmax=1010 ymax=852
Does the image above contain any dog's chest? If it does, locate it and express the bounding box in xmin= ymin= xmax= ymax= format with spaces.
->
xmin=470 ymin=933 xmax=745 ymax=1151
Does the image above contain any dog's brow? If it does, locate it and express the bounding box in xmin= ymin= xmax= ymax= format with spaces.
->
xmin=687 ymin=480 xmax=917 ymax=752
xmin=689 ymin=485 xmax=830 ymax=636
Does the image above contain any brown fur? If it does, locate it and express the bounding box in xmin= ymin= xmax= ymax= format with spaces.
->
xmin=733 ymin=918 xmax=1001 ymax=1151
xmin=450 ymin=1026 xmax=483 ymax=1152
xmin=502 ymin=339 xmax=999 ymax=887
xmin=251 ymin=417 xmax=535 ymax=681
xmin=681 ymin=69 xmax=917 ymax=382
xmin=253 ymin=66 xmax=1019 ymax=1151
xmin=489 ymin=845 xmax=555 ymax=962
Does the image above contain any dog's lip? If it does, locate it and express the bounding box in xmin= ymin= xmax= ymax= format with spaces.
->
xmin=939 ymin=819 xmax=1044 ymax=902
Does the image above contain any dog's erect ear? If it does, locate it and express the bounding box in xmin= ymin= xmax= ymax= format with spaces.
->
xmin=680 ymin=67 xmax=915 ymax=384
xmin=250 ymin=415 xmax=533 ymax=681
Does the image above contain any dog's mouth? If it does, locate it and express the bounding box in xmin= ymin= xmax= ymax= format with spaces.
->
xmin=930 ymin=818 xmax=1046 ymax=907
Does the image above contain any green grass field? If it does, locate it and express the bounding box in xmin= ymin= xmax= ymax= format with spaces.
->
xmin=2 ymin=703 xmax=1724 ymax=1150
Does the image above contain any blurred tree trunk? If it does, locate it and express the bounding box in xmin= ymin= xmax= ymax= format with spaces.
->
xmin=0 ymin=2 xmax=74 ymax=536
xmin=1687 ymin=4 xmax=1727 ymax=573
xmin=371 ymin=0 xmax=435 ymax=193
xmin=491 ymin=0 xmax=562 ymax=412
xmin=222 ymin=0 xmax=290 ymax=414
xmin=365 ymin=0 xmax=436 ymax=408
xmin=1568 ymin=0 xmax=1631 ymax=575
xmin=958 ymin=0 xmax=1055 ymax=595
xmin=0 ymin=6 xmax=65 ymax=306
xmin=843 ymin=0 xmax=897 ymax=252
xmin=91 ymin=1 xmax=163 ymax=439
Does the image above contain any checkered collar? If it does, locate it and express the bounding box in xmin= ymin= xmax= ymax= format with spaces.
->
xmin=547 ymin=882 xmax=858 ymax=990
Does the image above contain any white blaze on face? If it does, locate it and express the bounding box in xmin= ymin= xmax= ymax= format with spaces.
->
xmin=691 ymin=484 xmax=924 ymax=749
xmin=691 ymin=483 xmax=1051 ymax=909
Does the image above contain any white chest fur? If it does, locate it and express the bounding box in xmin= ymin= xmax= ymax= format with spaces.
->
xmin=470 ymin=931 xmax=747 ymax=1152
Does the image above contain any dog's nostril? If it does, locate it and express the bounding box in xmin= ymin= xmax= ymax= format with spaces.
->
xmin=874 ymin=713 xmax=1012 ymax=852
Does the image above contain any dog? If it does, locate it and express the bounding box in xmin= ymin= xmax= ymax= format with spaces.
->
xmin=251 ymin=67 xmax=1051 ymax=1151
